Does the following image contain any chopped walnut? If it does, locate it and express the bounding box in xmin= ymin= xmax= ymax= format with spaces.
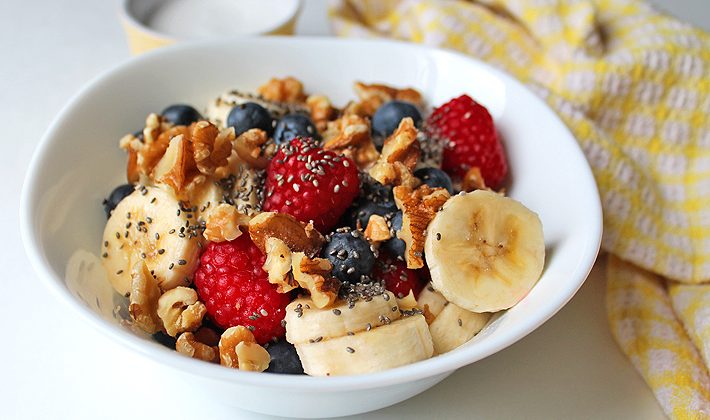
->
xmin=353 ymin=81 xmax=423 ymax=115
xmin=291 ymin=252 xmax=339 ymax=309
xmin=219 ymin=325 xmax=270 ymax=371
xmin=323 ymin=114 xmax=379 ymax=169
xmin=393 ymin=185 xmax=450 ymax=268
xmin=248 ymin=212 xmax=324 ymax=257
xmin=176 ymin=332 xmax=219 ymax=363
xmin=120 ymin=113 xmax=174 ymax=183
xmin=157 ymin=287 xmax=207 ymax=337
xmin=342 ymin=100 xmax=370 ymax=118
xmin=234 ymin=128 xmax=273 ymax=170
xmin=152 ymin=134 xmax=201 ymax=198
xmin=263 ymin=237 xmax=298 ymax=293
xmin=128 ymin=261 xmax=162 ymax=334
xmin=191 ymin=121 xmax=234 ymax=176
xmin=203 ymin=203 xmax=251 ymax=242
xmin=397 ymin=290 xmax=418 ymax=311
xmin=258 ymin=77 xmax=306 ymax=103
xmin=461 ymin=166 xmax=487 ymax=192
xmin=306 ymin=94 xmax=338 ymax=133
xmin=368 ymin=118 xmax=421 ymax=187
xmin=364 ymin=214 xmax=392 ymax=243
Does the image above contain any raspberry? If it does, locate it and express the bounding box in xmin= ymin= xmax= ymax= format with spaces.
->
xmin=263 ymin=137 xmax=359 ymax=232
xmin=372 ymin=255 xmax=425 ymax=299
xmin=193 ymin=235 xmax=290 ymax=344
xmin=427 ymin=94 xmax=508 ymax=188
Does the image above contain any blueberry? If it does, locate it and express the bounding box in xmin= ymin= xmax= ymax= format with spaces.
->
xmin=372 ymin=100 xmax=422 ymax=147
xmin=347 ymin=200 xmax=398 ymax=229
xmin=226 ymin=102 xmax=274 ymax=136
xmin=323 ymin=229 xmax=376 ymax=283
xmin=103 ymin=184 xmax=135 ymax=218
xmin=265 ymin=340 xmax=304 ymax=374
xmin=161 ymin=104 xmax=202 ymax=126
xmin=152 ymin=331 xmax=177 ymax=349
xmin=382 ymin=211 xmax=406 ymax=259
xmin=273 ymin=114 xmax=318 ymax=144
xmin=414 ymin=167 xmax=454 ymax=194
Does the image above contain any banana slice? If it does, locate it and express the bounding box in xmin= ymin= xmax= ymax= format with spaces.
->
xmin=285 ymin=292 xmax=401 ymax=344
xmin=416 ymin=285 xmax=448 ymax=321
xmin=424 ymin=190 xmax=545 ymax=313
xmin=101 ymin=186 xmax=203 ymax=295
xmin=295 ymin=314 xmax=433 ymax=376
xmin=429 ymin=302 xmax=491 ymax=355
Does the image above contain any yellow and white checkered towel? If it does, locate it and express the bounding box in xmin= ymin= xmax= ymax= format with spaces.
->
xmin=329 ymin=0 xmax=710 ymax=417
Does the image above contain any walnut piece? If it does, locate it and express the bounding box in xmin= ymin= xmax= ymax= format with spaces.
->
xmin=235 ymin=128 xmax=272 ymax=170
xmin=258 ymin=77 xmax=306 ymax=103
xmin=353 ymin=81 xmax=423 ymax=115
xmin=203 ymin=203 xmax=251 ymax=242
xmin=218 ymin=325 xmax=270 ymax=371
xmin=263 ymin=237 xmax=298 ymax=293
xmin=128 ymin=261 xmax=162 ymax=334
xmin=248 ymin=212 xmax=324 ymax=257
xmin=120 ymin=113 xmax=174 ymax=183
xmin=291 ymin=252 xmax=339 ymax=309
xmin=157 ymin=287 xmax=207 ymax=337
xmin=191 ymin=121 xmax=234 ymax=176
xmin=461 ymin=166 xmax=488 ymax=192
xmin=393 ymin=185 xmax=450 ymax=268
xmin=176 ymin=332 xmax=219 ymax=363
xmin=368 ymin=118 xmax=421 ymax=186
xmin=306 ymin=94 xmax=337 ymax=133
xmin=364 ymin=214 xmax=392 ymax=243
xmin=152 ymin=134 xmax=200 ymax=197
xmin=323 ymin=114 xmax=379 ymax=169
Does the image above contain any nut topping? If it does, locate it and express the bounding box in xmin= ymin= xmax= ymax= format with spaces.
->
xmin=157 ymin=286 xmax=207 ymax=337
xmin=393 ymin=185 xmax=450 ymax=268
xmin=203 ymin=203 xmax=251 ymax=242
xmin=234 ymin=128 xmax=273 ymax=170
xmin=176 ymin=332 xmax=219 ymax=363
xmin=258 ymin=77 xmax=306 ymax=103
xmin=353 ymin=81 xmax=423 ymax=115
xmin=263 ymin=237 xmax=298 ymax=293
xmin=369 ymin=118 xmax=421 ymax=187
xmin=218 ymin=326 xmax=270 ymax=371
xmin=128 ymin=261 xmax=162 ymax=334
xmin=323 ymin=114 xmax=379 ymax=169
xmin=248 ymin=212 xmax=324 ymax=257
xmin=306 ymin=94 xmax=338 ymax=133
xmin=461 ymin=166 xmax=488 ymax=192
xmin=291 ymin=252 xmax=339 ymax=309
xmin=364 ymin=214 xmax=392 ymax=243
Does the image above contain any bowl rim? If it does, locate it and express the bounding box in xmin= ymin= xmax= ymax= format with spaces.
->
xmin=20 ymin=36 xmax=602 ymax=391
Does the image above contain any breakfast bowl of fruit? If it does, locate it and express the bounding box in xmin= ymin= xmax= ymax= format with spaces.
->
xmin=20 ymin=37 xmax=602 ymax=418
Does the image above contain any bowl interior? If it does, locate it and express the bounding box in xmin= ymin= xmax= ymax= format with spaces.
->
xmin=21 ymin=37 xmax=601 ymax=389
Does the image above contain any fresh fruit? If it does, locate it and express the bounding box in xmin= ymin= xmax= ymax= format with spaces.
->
xmin=322 ymin=229 xmax=376 ymax=284
xmin=193 ymin=235 xmax=291 ymax=344
xmin=344 ymin=178 xmax=397 ymax=229
xmin=372 ymin=256 xmax=424 ymax=299
xmin=424 ymin=190 xmax=545 ymax=312
xmin=161 ymin=104 xmax=203 ymax=126
xmin=101 ymin=186 xmax=202 ymax=296
xmin=372 ymin=100 xmax=422 ymax=146
xmin=226 ymin=102 xmax=274 ymax=136
xmin=102 ymin=183 xmax=135 ymax=218
xmin=273 ymin=114 xmax=318 ymax=144
xmin=429 ymin=298 xmax=491 ymax=355
xmin=414 ymin=167 xmax=453 ymax=194
xmin=284 ymin=292 xmax=399 ymax=344
xmin=265 ymin=340 xmax=304 ymax=374
xmin=346 ymin=200 xmax=397 ymax=230
xmin=263 ymin=138 xmax=359 ymax=231
xmin=292 ymin=314 xmax=433 ymax=376
xmin=427 ymin=94 xmax=507 ymax=188
xmin=381 ymin=211 xmax=405 ymax=259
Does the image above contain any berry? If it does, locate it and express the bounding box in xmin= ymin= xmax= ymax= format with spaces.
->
xmin=227 ymin=102 xmax=274 ymax=136
xmin=382 ymin=211 xmax=405 ymax=259
xmin=372 ymin=256 xmax=425 ymax=298
xmin=342 ymin=177 xmax=397 ymax=228
xmin=161 ymin=104 xmax=202 ymax=126
xmin=322 ymin=229 xmax=376 ymax=284
xmin=372 ymin=100 xmax=422 ymax=147
xmin=263 ymin=138 xmax=359 ymax=232
xmin=153 ymin=331 xmax=177 ymax=349
xmin=193 ymin=235 xmax=290 ymax=344
xmin=103 ymin=184 xmax=135 ymax=218
xmin=347 ymin=200 xmax=397 ymax=230
xmin=414 ymin=167 xmax=454 ymax=194
xmin=427 ymin=94 xmax=507 ymax=188
xmin=273 ymin=114 xmax=318 ymax=144
xmin=265 ymin=340 xmax=304 ymax=374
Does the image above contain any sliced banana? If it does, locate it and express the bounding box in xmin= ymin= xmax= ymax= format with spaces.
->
xmin=295 ymin=314 xmax=433 ymax=376
xmin=285 ymin=292 xmax=401 ymax=345
xmin=429 ymin=302 xmax=491 ymax=355
xmin=424 ymin=190 xmax=545 ymax=313
xmin=416 ymin=285 xmax=448 ymax=321
xmin=101 ymin=186 xmax=203 ymax=295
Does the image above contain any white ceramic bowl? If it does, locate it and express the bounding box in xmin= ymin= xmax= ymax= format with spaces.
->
xmin=20 ymin=37 xmax=602 ymax=418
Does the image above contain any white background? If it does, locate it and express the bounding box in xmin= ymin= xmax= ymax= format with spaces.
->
xmin=2 ymin=0 xmax=707 ymax=418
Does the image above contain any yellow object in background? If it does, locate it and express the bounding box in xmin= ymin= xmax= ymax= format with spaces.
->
xmin=329 ymin=0 xmax=710 ymax=417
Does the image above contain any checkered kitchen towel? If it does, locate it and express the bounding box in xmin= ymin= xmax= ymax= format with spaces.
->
xmin=329 ymin=0 xmax=710 ymax=417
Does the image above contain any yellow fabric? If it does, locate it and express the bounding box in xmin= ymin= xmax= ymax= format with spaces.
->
xmin=329 ymin=0 xmax=710 ymax=417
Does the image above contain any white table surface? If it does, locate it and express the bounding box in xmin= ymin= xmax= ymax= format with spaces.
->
xmin=3 ymin=1 xmax=707 ymax=418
